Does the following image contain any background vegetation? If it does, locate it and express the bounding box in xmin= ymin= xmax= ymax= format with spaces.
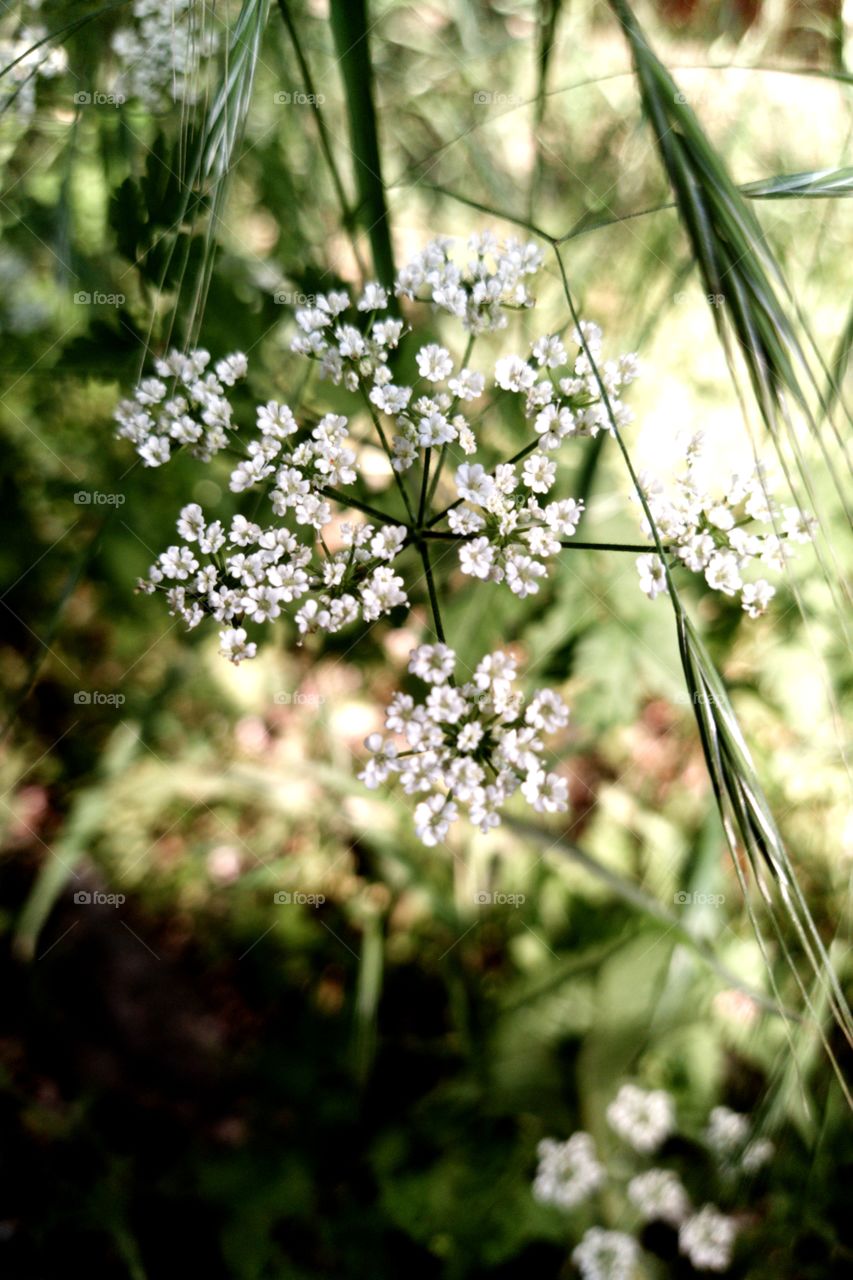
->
xmin=0 ymin=0 xmax=850 ymax=1275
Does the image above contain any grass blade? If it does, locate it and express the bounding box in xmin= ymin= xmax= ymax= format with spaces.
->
xmin=328 ymin=0 xmax=395 ymax=288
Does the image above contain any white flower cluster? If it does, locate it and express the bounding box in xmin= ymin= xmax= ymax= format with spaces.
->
xmin=138 ymin=499 xmax=409 ymax=657
xmin=111 ymin=0 xmax=219 ymax=108
xmin=491 ymin=320 xmax=639 ymax=447
xmin=533 ymin=1134 xmax=604 ymax=1210
xmin=450 ymin=458 xmax=584 ymax=597
xmin=115 ymin=347 xmax=248 ymax=468
xmin=0 ymin=9 xmax=67 ymax=119
xmin=115 ymin=230 xmax=800 ymax=849
xmin=534 ymin=1084 xmax=745 ymax=1275
xmin=679 ymin=1205 xmax=738 ymax=1273
xmin=394 ymin=229 xmax=544 ymax=333
xmin=360 ymin=645 xmax=570 ymax=844
xmin=627 ymin=1167 xmax=690 ymax=1225
xmin=571 ymin=1228 xmax=638 ymax=1280
xmin=634 ymin=432 xmax=814 ymax=617
xmin=704 ymin=1105 xmax=774 ymax=1174
xmin=606 ymin=1083 xmax=675 ymax=1154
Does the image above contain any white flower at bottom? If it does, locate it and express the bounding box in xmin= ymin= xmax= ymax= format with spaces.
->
xmin=571 ymin=1227 xmax=639 ymax=1280
xmin=704 ymin=1106 xmax=749 ymax=1156
xmin=606 ymin=1084 xmax=675 ymax=1154
xmin=628 ymin=1168 xmax=690 ymax=1225
xmin=533 ymin=1133 xmax=604 ymax=1209
xmin=679 ymin=1205 xmax=737 ymax=1272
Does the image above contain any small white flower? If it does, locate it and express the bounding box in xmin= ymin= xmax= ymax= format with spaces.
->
xmin=607 ymin=1084 xmax=674 ymax=1154
xmin=448 ymin=368 xmax=485 ymax=401
xmin=533 ymin=1133 xmax=604 ymax=1210
xmin=494 ymin=355 xmax=536 ymax=392
xmin=636 ymin=553 xmax=668 ymax=600
xmin=628 ymin=1169 xmax=690 ymax=1225
xmin=459 ymin=536 xmax=495 ymax=579
xmin=358 ymin=281 xmax=388 ymax=311
xmin=741 ymin=579 xmax=774 ymax=618
xmin=414 ymin=794 xmax=457 ymax=846
xmin=679 ymin=1205 xmax=737 ymax=1272
xmin=408 ymin=643 xmax=456 ymax=685
xmin=219 ymin=627 xmax=257 ymax=665
xmin=416 ymin=343 xmax=453 ymax=383
xmin=522 ymin=452 xmax=557 ymax=495
xmin=456 ymin=462 xmax=495 ymax=504
xmin=704 ymin=1106 xmax=750 ymax=1156
xmin=571 ymin=1227 xmax=639 ymax=1280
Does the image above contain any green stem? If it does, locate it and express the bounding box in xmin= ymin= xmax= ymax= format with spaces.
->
xmin=276 ymin=0 xmax=368 ymax=279
xmin=317 ymin=486 xmax=404 ymax=527
xmin=424 ymin=333 xmax=476 ymax=510
xmin=360 ymin=386 xmax=417 ymax=523
xmin=417 ymin=538 xmax=448 ymax=646
xmin=426 ymin=435 xmax=541 ymax=529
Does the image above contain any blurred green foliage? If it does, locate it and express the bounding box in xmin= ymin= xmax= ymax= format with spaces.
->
xmin=0 ymin=0 xmax=851 ymax=1276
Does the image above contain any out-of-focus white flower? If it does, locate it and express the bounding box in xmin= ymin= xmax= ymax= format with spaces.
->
xmin=628 ymin=1168 xmax=690 ymax=1225
xmin=571 ymin=1227 xmax=639 ymax=1280
xmin=679 ymin=1205 xmax=737 ymax=1272
xmin=533 ymin=1134 xmax=604 ymax=1210
xmin=607 ymin=1084 xmax=675 ymax=1154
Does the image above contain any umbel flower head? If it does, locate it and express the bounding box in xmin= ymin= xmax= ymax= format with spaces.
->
xmin=114 ymin=229 xmax=813 ymax=847
xmin=360 ymin=645 xmax=569 ymax=846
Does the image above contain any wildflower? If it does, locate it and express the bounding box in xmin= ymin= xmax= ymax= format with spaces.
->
xmin=219 ymin=627 xmax=257 ymax=665
xmin=607 ymin=1084 xmax=675 ymax=1154
xmin=533 ymin=1134 xmax=604 ymax=1210
xmin=704 ymin=1106 xmax=750 ymax=1156
xmin=362 ymin=645 xmax=569 ymax=843
xmin=571 ymin=1228 xmax=639 ymax=1280
xmin=628 ymin=1169 xmax=690 ymax=1225
xmin=679 ymin=1205 xmax=737 ymax=1272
